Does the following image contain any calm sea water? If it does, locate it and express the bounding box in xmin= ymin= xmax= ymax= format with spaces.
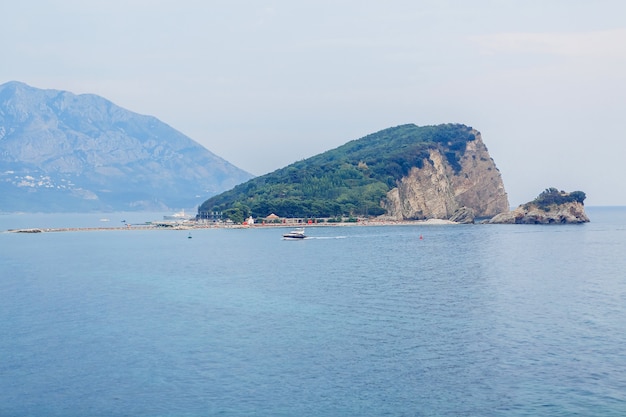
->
xmin=1 ymin=207 xmax=625 ymax=416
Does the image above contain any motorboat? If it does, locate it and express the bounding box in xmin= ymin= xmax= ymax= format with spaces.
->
xmin=283 ymin=228 xmax=306 ymax=239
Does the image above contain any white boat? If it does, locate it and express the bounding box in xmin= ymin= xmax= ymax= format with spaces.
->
xmin=283 ymin=227 xmax=306 ymax=239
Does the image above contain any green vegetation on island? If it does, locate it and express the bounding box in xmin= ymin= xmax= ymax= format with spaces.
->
xmin=198 ymin=124 xmax=477 ymax=223
xmin=526 ymin=187 xmax=587 ymax=211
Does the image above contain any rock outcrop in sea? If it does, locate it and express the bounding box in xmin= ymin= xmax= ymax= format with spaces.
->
xmin=448 ymin=207 xmax=476 ymax=224
xmin=488 ymin=188 xmax=589 ymax=224
xmin=381 ymin=130 xmax=509 ymax=221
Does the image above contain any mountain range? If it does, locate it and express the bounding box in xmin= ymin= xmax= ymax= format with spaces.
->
xmin=0 ymin=81 xmax=253 ymax=212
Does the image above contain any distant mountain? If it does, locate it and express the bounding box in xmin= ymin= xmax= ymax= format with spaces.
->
xmin=0 ymin=81 xmax=253 ymax=212
xmin=199 ymin=123 xmax=509 ymax=223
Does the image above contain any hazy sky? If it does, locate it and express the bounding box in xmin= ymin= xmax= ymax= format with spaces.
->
xmin=2 ymin=1 xmax=625 ymax=206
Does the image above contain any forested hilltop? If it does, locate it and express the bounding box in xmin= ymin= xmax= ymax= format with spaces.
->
xmin=199 ymin=123 xmax=509 ymax=223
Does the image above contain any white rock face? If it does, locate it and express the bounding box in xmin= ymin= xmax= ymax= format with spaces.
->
xmin=382 ymin=131 xmax=509 ymax=220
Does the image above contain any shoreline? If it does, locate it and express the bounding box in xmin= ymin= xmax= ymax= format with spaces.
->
xmin=4 ymin=218 xmax=459 ymax=234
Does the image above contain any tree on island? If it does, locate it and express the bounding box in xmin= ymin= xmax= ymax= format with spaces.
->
xmin=528 ymin=187 xmax=586 ymax=210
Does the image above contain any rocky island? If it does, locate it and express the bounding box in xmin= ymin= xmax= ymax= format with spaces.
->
xmin=199 ymin=123 xmax=510 ymax=223
xmin=489 ymin=188 xmax=589 ymax=224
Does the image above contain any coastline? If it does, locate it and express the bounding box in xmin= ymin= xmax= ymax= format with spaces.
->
xmin=4 ymin=218 xmax=458 ymax=234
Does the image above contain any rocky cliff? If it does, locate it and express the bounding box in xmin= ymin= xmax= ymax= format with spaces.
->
xmin=381 ymin=130 xmax=509 ymax=221
xmin=488 ymin=189 xmax=589 ymax=224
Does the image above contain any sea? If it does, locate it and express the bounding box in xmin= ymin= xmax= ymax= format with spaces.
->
xmin=1 ymin=207 xmax=625 ymax=417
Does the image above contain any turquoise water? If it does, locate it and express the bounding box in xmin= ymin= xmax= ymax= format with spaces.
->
xmin=1 ymin=207 xmax=625 ymax=416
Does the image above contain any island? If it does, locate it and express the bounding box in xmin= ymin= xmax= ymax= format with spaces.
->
xmin=488 ymin=188 xmax=589 ymax=224
xmin=198 ymin=124 xmax=509 ymax=224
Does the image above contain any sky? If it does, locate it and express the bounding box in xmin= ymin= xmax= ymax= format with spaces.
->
xmin=2 ymin=0 xmax=626 ymax=207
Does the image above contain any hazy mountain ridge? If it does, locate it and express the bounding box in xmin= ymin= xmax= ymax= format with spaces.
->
xmin=0 ymin=81 xmax=253 ymax=212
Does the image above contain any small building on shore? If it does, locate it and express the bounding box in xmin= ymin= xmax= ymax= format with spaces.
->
xmin=265 ymin=213 xmax=280 ymax=222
